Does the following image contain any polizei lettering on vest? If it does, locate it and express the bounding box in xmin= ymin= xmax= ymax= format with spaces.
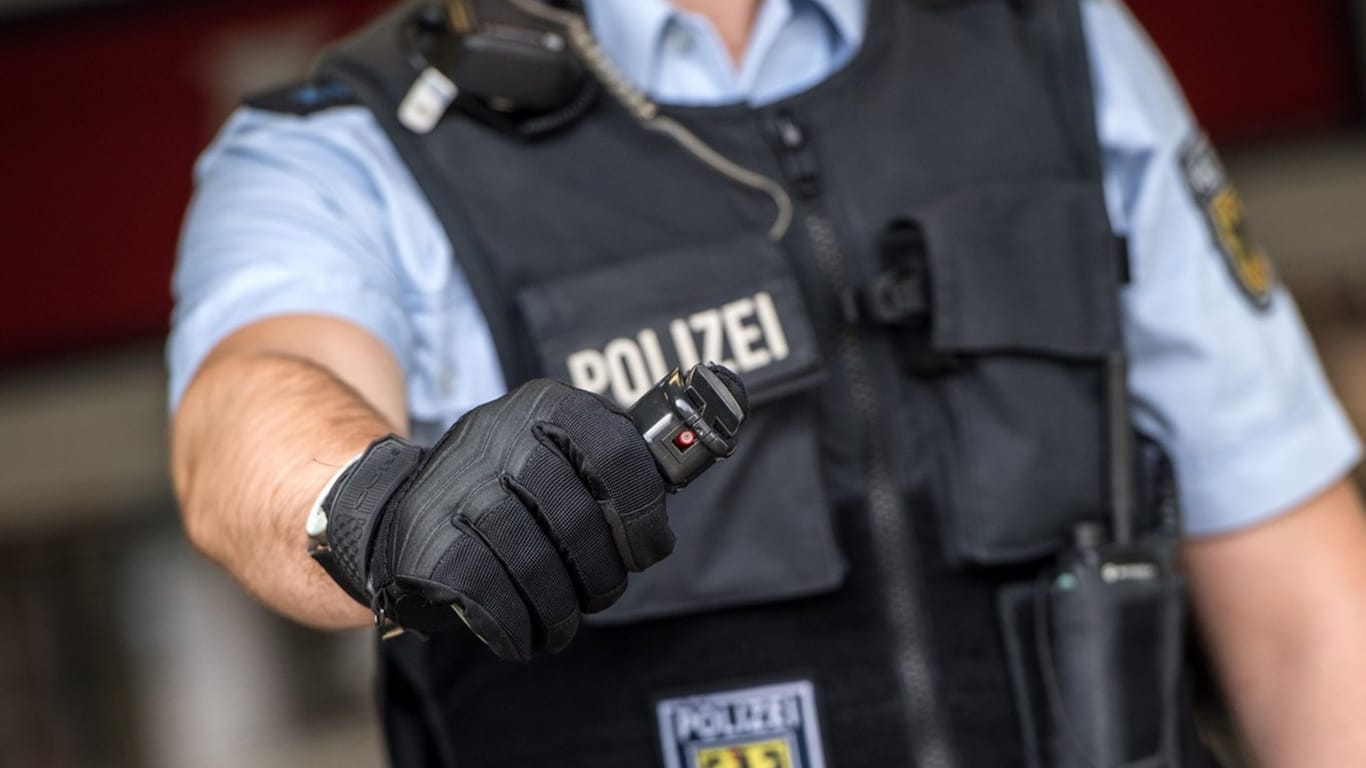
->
xmin=566 ymin=291 xmax=789 ymax=404
xmin=672 ymin=692 xmax=803 ymax=743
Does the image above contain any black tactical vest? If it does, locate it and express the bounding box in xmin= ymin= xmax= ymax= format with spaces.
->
xmin=300 ymin=0 xmax=1209 ymax=765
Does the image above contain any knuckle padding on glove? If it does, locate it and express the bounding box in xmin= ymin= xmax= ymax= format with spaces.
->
xmin=541 ymin=390 xmax=672 ymax=571
xmin=505 ymin=445 xmax=629 ymax=613
xmin=377 ymin=378 xmax=672 ymax=658
xmin=461 ymin=496 xmax=580 ymax=654
xmin=427 ymin=530 xmax=535 ymax=661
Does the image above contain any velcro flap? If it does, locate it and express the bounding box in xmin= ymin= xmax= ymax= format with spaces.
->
xmin=912 ymin=180 xmax=1121 ymax=358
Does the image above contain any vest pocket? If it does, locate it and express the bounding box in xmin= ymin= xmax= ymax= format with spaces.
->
xmin=906 ymin=180 xmax=1122 ymax=566
xmin=515 ymin=234 xmax=845 ymax=623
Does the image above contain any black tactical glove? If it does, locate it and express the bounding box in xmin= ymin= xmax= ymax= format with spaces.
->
xmin=309 ymin=379 xmax=672 ymax=661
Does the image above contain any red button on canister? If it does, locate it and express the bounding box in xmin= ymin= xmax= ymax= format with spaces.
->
xmin=673 ymin=429 xmax=697 ymax=451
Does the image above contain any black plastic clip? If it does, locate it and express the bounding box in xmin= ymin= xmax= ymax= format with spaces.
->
xmin=841 ymin=218 xmax=931 ymax=326
xmin=841 ymin=268 xmax=928 ymax=325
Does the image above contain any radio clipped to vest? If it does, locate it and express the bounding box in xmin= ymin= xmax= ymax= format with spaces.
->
xmin=393 ymin=0 xmax=798 ymax=237
xmin=396 ymin=0 xmax=597 ymax=136
xmin=1000 ymin=354 xmax=1188 ymax=768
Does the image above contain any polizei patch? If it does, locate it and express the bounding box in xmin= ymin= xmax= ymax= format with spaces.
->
xmin=656 ymin=680 xmax=826 ymax=768
xmin=1180 ymin=132 xmax=1275 ymax=310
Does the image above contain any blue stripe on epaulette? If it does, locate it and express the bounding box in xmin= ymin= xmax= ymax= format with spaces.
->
xmin=245 ymin=79 xmax=357 ymax=116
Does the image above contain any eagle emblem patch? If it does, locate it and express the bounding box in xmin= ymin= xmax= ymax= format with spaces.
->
xmin=1180 ymin=133 xmax=1275 ymax=310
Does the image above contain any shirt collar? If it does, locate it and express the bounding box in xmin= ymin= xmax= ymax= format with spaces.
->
xmin=582 ymin=0 xmax=677 ymax=91
xmin=807 ymin=0 xmax=867 ymax=52
xmin=583 ymin=0 xmax=868 ymax=91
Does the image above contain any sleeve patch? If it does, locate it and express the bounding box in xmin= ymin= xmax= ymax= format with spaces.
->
xmin=1180 ymin=133 xmax=1275 ymax=310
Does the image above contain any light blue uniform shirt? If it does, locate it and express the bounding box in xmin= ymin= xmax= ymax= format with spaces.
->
xmin=170 ymin=0 xmax=1361 ymax=536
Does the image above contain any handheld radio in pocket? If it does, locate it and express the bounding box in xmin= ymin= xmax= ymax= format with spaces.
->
xmin=1037 ymin=352 xmax=1185 ymax=767
xmin=629 ymin=363 xmax=749 ymax=491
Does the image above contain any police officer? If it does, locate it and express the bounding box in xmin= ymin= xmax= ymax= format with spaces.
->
xmin=170 ymin=0 xmax=1366 ymax=765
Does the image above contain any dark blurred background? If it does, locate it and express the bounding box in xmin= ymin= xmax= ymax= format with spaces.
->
xmin=0 ymin=1 xmax=1364 ymax=765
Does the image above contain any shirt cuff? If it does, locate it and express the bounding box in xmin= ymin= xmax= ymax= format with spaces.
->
xmin=167 ymin=282 xmax=413 ymax=413
xmin=1175 ymin=391 xmax=1363 ymax=537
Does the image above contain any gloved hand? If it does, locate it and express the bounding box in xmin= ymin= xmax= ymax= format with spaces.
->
xmin=310 ymin=379 xmax=671 ymax=661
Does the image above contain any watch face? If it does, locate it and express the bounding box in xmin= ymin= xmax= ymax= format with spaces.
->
xmin=306 ymin=502 xmax=330 ymax=538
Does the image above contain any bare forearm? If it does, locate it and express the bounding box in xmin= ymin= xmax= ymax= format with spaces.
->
xmin=1186 ymin=480 xmax=1366 ymax=766
xmin=1237 ymin=608 xmax=1366 ymax=766
xmin=172 ymin=350 xmax=395 ymax=628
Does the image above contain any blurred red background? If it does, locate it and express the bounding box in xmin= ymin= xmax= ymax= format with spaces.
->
xmin=0 ymin=0 xmax=1360 ymax=364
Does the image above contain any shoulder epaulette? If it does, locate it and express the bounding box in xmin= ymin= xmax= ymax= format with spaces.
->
xmin=244 ymin=78 xmax=358 ymax=116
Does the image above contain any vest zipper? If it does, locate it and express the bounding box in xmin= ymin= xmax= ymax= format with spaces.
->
xmin=767 ymin=111 xmax=955 ymax=768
